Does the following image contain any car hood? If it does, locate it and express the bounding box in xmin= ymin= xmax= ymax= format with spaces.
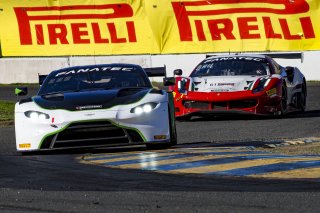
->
xmin=33 ymin=88 xmax=150 ymax=111
xmin=191 ymin=76 xmax=264 ymax=92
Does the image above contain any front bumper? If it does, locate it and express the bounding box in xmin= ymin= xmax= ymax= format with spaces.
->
xmin=174 ymin=90 xmax=282 ymax=117
xmin=15 ymin=102 xmax=170 ymax=152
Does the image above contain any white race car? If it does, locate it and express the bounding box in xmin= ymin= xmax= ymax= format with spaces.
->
xmin=15 ymin=64 xmax=177 ymax=153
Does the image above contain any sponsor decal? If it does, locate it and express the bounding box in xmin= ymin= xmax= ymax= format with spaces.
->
xmin=211 ymin=89 xmax=230 ymax=92
xmin=217 ymin=83 xmax=235 ymax=87
xmin=266 ymin=88 xmax=277 ymax=96
xmin=172 ymin=91 xmax=176 ymax=98
xmin=14 ymin=4 xmax=136 ymax=46
xmin=176 ymin=94 xmax=184 ymax=101
xmin=19 ymin=143 xmax=31 ymax=149
xmin=55 ymin=67 xmax=133 ymax=77
xmin=171 ymin=0 xmax=315 ymax=42
xmin=154 ymin=135 xmax=167 ymax=140
xmin=204 ymin=56 xmax=264 ymax=63
xmin=1 ymin=0 xmax=319 ymax=56
xmin=76 ymin=105 xmax=103 ymax=110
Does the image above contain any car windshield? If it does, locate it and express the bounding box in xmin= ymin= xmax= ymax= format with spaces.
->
xmin=191 ymin=57 xmax=270 ymax=77
xmin=38 ymin=65 xmax=152 ymax=95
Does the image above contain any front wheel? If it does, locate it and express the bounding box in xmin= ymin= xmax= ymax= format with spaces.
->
xmin=279 ymin=85 xmax=288 ymax=117
xmin=297 ymin=83 xmax=307 ymax=112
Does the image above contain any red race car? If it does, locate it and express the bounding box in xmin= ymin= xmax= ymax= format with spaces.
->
xmin=170 ymin=54 xmax=307 ymax=120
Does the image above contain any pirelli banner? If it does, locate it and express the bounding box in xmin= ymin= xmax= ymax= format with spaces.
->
xmin=1 ymin=0 xmax=320 ymax=56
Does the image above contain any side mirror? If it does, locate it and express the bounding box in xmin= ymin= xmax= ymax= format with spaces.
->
xmin=174 ymin=69 xmax=183 ymax=76
xmin=163 ymin=77 xmax=176 ymax=86
xmin=15 ymin=87 xmax=28 ymax=96
xmin=285 ymin=66 xmax=294 ymax=82
xmin=285 ymin=66 xmax=294 ymax=73
xmin=38 ymin=74 xmax=48 ymax=86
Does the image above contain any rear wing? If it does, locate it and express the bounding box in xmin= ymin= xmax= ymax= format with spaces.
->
xmin=264 ymin=52 xmax=304 ymax=63
xmin=144 ymin=66 xmax=166 ymax=77
xmin=38 ymin=74 xmax=48 ymax=86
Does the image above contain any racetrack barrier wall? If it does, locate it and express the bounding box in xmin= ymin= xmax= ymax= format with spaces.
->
xmin=0 ymin=52 xmax=319 ymax=84
xmin=1 ymin=0 xmax=320 ymax=82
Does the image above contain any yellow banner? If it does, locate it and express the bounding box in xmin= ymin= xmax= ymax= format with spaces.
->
xmin=0 ymin=0 xmax=320 ymax=56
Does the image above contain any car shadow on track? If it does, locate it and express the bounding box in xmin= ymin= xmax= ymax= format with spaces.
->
xmin=286 ymin=110 xmax=320 ymax=119
xmin=19 ymin=140 xmax=276 ymax=157
xmin=20 ymin=145 xmax=151 ymax=156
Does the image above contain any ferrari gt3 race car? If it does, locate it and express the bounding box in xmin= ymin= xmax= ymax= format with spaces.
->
xmin=171 ymin=54 xmax=307 ymax=120
xmin=14 ymin=64 xmax=177 ymax=152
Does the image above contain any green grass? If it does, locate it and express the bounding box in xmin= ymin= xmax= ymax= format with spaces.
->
xmin=0 ymin=101 xmax=15 ymax=122
xmin=0 ymin=83 xmax=38 ymax=86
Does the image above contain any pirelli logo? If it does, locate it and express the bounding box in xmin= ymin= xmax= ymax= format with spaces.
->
xmin=14 ymin=4 xmax=137 ymax=45
xmin=5 ymin=0 xmax=319 ymax=55
xmin=171 ymin=0 xmax=315 ymax=41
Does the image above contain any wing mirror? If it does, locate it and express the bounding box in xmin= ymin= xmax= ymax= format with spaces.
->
xmin=15 ymin=87 xmax=28 ymax=96
xmin=285 ymin=66 xmax=294 ymax=82
xmin=174 ymin=69 xmax=183 ymax=76
xmin=163 ymin=77 xmax=176 ymax=86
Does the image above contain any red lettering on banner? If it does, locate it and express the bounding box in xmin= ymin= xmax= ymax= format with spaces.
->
xmin=279 ymin=19 xmax=301 ymax=40
xmin=91 ymin=23 xmax=109 ymax=43
xmin=300 ymin=17 xmax=315 ymax=39
xmin=35 ymin=25 xmax=45 ymax=45
xmin=171 ymin=0 xmax=315 ymax=42
xmin=48 ymin=24 xmax=69 ymax=44
xmin=107 ymin=23 xmax=126 ymax=43
xmin=208 ymin=19 xmax=235 ymax=40
xmin=195 ymin=20 xmax=206 ymax=41
xmin=237 ymin=17 xmax=260 ymax=39
xmin=262 ymin=17 xmax=282 ymax=39
xmin=14 ymin=4 xmax=137 ymax=45
xmin=71 ymin=23 xmax=90 ymax=44
xmin=126 ymin=21 xmax=137 ymax=43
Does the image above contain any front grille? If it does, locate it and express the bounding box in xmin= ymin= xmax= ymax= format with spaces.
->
xmin=229 ymin=100 xmax=257 ymax=109
xmin=40 ymin=121 xmax=143 ymax=149
xmin=179 ymin=99 xmax=257 ymax=112
xmin=183 ymin=101 xmax=209 ymax=109
xmin=212 ymin=102 xmax=227 ymax=109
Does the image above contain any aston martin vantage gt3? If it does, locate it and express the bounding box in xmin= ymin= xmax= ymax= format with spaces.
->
xmin=15 ymin=64 xmax=176 ymax=152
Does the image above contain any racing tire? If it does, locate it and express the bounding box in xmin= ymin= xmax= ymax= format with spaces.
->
xmin=279 ymin=84 xmax=288 ymax=117
xmin=297 ymin=83 xmax=307 ymax=112
xmin=146 ymin=105 xmax=177 ymax=150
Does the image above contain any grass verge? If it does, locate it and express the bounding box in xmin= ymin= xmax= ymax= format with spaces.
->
xmin=0 ymin=101 xmax=15 ymax=125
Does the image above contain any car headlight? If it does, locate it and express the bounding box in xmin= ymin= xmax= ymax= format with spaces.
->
xmin=130 ymin=103 xmax=158 ymax=115
xmin=252 ymin=78 xmax=272 ymax=93
xmin=24 ymin=111 xmax=50 ymax=121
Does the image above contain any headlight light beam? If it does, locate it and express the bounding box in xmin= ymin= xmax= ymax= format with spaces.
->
xmin=130 ymin=103 xmax=157 ymax=115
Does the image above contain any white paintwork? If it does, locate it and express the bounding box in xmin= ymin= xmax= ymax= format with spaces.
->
xmin=15 ymin=91 xmax=171 ymax=152
xmin=191 ymin=76 xmax=260 ymax=92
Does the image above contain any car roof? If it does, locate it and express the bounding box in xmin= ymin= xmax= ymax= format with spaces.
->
xmin=50 ymin=63 xmax=143 ymax=75
xmin=206 ymin=54 xmax=268 ymax=60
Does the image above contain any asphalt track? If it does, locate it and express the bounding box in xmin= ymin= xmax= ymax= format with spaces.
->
xmin=1 ymin=83 xmax=320 ymax=212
